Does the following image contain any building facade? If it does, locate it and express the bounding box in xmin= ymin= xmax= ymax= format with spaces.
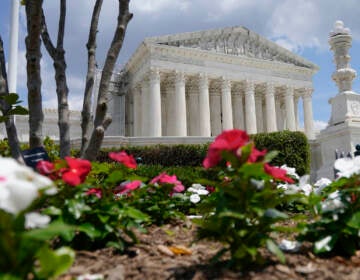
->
xmin=117 ymin=26 xmax=318 ymax=139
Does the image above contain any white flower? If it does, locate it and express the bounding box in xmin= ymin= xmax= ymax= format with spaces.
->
xmin=77 ymin=274 xmax=104 ymax=280
xmin=188 ymin=184 xmax=209 ymax=195
xmin=279 ymin=239 xmax=301 ymax=252
xmin=313 ymin=178 xmax=332 ymax=195
xmin=277 ymin=175 xmax=312 ymax=196
xmin=190 ymin=194 xmax=201 ymax=204
xmin=280 ymin=164 xmax=299 ymax=180
xmin=334 ymin=157 xmax=360 ymax=178
xmin=0 ymin=157 xmax=56 ymax=215
xmin=25 ymin=212 xmax=51 ymax=229
xmin=321 ymin=191 xmax=345 ymax=212
xmin=315 ymin=235 xmax=332 ymax=252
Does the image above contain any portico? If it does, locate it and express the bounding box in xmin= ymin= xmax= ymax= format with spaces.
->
xmin=123 ymin=26 xmax=318 ymax=139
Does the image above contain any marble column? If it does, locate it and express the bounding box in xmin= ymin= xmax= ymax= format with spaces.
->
xmin=199 ymin=74 xmax=211 ymax=136
xmin=132 ymin=87 xmax=142 ymax=136
xmin=255 ymin=93 xmax=264 ymax=133
xmin=141 ymin=80 xmax=149 ymax=136
xmin=294 ymin=95 xmax=300 ymax=130
xmin=232 ymin=87 xmax=245 ymax=129
xmin=284 ymin=86 xmax=296 ymax=131
xmin=303 ymin=88 xmax=315 ymax=139
xmin=210 ymin=91 xmax=222 ymax=136
xmin=186 ymin=84 xmax=199 ymax=136
xmin=148 ymin=69 xmax=162 ymax=136
xmin=276 ymin=96 xmax=284 ymax=131
xmin=162 ymin=86 xmax=169 ymax=136
xmin=221 ymin=78 xmax=233 ymax=130
xmin=244 ymin=80 xmax=257 ymax=134
xmin=265 ymin=83 xmax=277 ymax=132
xmin=174 ymin=71 xmax=187 ymax=136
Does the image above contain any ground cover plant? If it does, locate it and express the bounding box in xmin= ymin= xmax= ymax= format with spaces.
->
xmin=2 ymin=129 xmax=360 ymax=279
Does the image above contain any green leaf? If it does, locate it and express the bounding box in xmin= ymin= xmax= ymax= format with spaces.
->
xmin=35 ymin=246 xmax=75 ymax=279
xmin=347 ymin=212 xmax=360 ymax=229
xmin=105 ymin=170 xmax=126 ymax=184
xmin=264 ymin=150 xmax=279 ymax=163
xmin=8 ymin=106 xmax=29 ymax=115
xmin=23 ymin=220 xmax=75 ymax=241
xmin=66 ymin=199 xmax=91 ymax=219
xmin=266 ymin=239 xmax=285 ymax=263
xmin=2 ymin=93 xmax=20 ymax=105
xmin=123 ymin=207 xmax=150 ymax=221
xmin=264 ymin=208 xmax=289 ymax=220
xmin=77 ymin=223 xmax=102 ymax=239
xmin=218 ymin=211 xmax=245 ymax=220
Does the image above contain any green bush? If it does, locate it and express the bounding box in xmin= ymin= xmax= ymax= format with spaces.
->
xmin=252 ymin=130 xmax=310 ymax=176
xmin=94 ymin=144 xmax=210 ymax=167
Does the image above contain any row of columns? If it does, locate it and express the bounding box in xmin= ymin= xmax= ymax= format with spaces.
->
xmin=132 ymin=69 xmax=315 ymax=139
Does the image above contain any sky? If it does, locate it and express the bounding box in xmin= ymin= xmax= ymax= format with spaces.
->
xmin=0 ymin=0 xmax=360 ymax=131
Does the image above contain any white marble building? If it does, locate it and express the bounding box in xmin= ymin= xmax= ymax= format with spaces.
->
xmin=117 ymin=26 xmax=318 ymax=139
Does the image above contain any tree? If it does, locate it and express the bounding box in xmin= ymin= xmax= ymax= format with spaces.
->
xmin=40 ymin=0 xmax=70 ymax=158
xmin=80 ymin=0 xmax=103 ymax=157
xmin=25 ymin=0 xmax=44 ymax=149
xmin=82 ymin=0 xmax=133 ymax=160
xmin=0 ymin=36 xmax=24 ymax=163
xmin=3 ymin=0 xmax=132 ymax=161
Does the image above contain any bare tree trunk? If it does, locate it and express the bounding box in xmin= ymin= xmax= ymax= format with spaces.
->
xmin=25 ymin=0 xmax=44 ymax=148
xmin=80 ymin=0 xmax=103 ymax=157
xmin=83 ymin=0 xmax=132 ymax=160
xmin=0 ymin=36 xmax=24 ymax=163
xmin=41 ymin=0 xmax=70 ymax=158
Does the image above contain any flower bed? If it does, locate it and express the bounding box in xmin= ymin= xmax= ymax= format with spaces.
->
xmin=1 ymin=129 xmax=360 ymax=279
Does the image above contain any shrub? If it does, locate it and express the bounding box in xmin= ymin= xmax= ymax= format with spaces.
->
xmin=252 ymin=130 xmax=310 ymax=176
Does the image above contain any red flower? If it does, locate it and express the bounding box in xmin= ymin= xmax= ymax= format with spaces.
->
xmin=264 ymin=163 xmax=294 ymax=183
xmin=109 ymin=151 xmax=137 ymax=169
xmin=248 ymin=147 xmax=267 ymax=163
xmin=203 ymin=129 xmax=250 ymax=168
xmin=86 ymin=188 xmax=102 ymax=199
xmin=62 ymin=157 xmax=92 ymax=186
xmin=150 ymin=172 xmax=185 ymax=194
xmin=114 ymin=180 xmax=142 ymax=195
xmin=206 ymin=186 xmax=215 ymax=193
xmin=37 ymin=160 xmax=55 ymax=175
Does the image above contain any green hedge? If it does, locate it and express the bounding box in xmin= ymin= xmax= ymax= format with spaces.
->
xmin=95 ymin=144 xmax=210 ymax=167
xmin=252 ymin=130 xmax=310 ymax=176
xmin=0 ymin=130 xmax=310 ymax=175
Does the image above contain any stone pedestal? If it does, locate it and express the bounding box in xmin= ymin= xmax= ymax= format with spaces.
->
xmin=315 ymin=21 xmax=360 ymax=180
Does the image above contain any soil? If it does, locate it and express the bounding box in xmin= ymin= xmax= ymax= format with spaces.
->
xmin=60 ymin=219 xmax=360 ymax=280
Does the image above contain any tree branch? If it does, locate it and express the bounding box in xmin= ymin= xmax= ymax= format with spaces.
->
xmin=83 ymin=0 xmax=133 ymax=160
xmin=40 ymin=8 xmax=56 ymax=59
xmin=80 ymin=0 xmax=103 ymax=157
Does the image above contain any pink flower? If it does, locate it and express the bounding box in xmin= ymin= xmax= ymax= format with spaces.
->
xmin=203 ymin=129 xmax=250 ymax=168
xmin=61 ymin=157 xmax=92 ymax=186
xmin=150 ymin=172 xmax=185 ymax=194
xmin=109 ymin=151 xmax=137 ymax=169
xmin=248 ymin=147 xmax=267 ymax=163
xmin=37 ymin=160 xmax=55 ymax=174
xmin=264 ymin=163 xmax=294 ymax=184
xmin=86 ymin=188 xmax=102 ymax=199
xmin=114 ymin=180 xmax=142 ymax=195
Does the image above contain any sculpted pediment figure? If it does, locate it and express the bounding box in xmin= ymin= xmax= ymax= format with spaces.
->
xmin=144 ymin=26 xmax=317 ymax=69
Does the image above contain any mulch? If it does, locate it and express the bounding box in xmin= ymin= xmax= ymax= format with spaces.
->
xmin=60 ymin=219 xmax=360 ymax=280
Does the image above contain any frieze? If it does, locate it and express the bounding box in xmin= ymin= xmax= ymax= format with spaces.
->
xmin=150 ymin=26 xmax=316 ymax=69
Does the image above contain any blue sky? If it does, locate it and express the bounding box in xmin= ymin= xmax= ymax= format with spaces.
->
xmin=0 ymin=0 xmax=360 ymax=130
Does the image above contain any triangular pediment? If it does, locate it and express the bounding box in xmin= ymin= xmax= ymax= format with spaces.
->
xmin=144 ymin=26 xmax=317 ymax=69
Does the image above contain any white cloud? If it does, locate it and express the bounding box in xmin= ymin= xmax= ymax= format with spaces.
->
xmin=268 ymin=0 xmax=321 ymax=50
xmin=131 ymin=0 xmax=189 ymax=14
xmin=314 ymin=120 xmax=328 ymax=131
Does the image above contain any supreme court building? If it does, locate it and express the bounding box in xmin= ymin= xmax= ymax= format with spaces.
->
xmin=106 ymin=26 xmax=319 ymax=139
